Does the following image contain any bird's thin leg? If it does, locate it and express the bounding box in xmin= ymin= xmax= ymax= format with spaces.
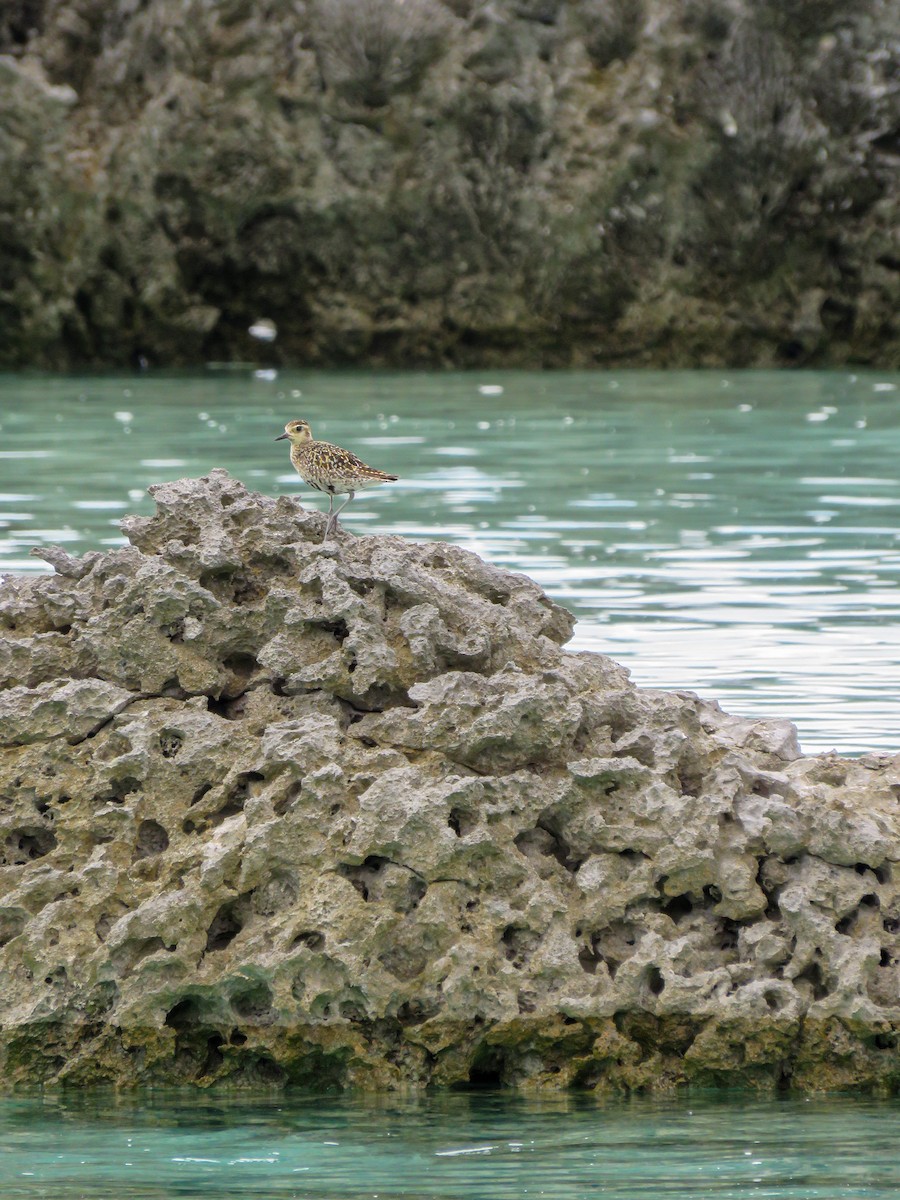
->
xmin=329 ymin=491 xmax=355 ymax=534
xmin=321 ymin=492 xmax=337 ymax=541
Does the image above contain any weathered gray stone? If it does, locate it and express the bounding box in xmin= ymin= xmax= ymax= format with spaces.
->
xmin=1 ymin=470 xmax=899 ymax=1093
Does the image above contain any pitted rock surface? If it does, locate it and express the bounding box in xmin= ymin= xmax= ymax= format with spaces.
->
xmin=1 ymin=470 xmax=899 ymax=1092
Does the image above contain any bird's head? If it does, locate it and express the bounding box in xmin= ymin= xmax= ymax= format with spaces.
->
xmin=276 ymin=419 xmax=313 ymax=444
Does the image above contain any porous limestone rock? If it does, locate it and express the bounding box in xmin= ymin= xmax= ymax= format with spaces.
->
xmin=1 ymin=470 xmax=899 ymax=1092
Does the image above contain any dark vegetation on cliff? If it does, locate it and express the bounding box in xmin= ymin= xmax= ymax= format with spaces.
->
xmin=0 ymin=0 xmax=897 ymax=369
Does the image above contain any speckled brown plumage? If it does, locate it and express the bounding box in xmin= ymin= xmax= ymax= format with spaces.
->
xmin=275 ymin=418 xmax=398 ymax=540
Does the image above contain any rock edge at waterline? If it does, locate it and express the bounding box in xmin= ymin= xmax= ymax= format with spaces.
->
xmin=1 ymin=471 xmax=898 ymax=1092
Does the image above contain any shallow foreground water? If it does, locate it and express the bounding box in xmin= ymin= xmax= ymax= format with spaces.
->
xmin=1 ymin=368 xmax=898 ymax=752
xmin=2 ymin=1090 xmax=900 ymax=1199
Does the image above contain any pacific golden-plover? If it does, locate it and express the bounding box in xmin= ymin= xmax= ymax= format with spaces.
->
xmin=275 ymin=419 xmax=398 ymax=540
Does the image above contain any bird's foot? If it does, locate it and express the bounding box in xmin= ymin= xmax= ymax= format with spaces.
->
xmin=322 ymin=516 xmax=339 ymax=542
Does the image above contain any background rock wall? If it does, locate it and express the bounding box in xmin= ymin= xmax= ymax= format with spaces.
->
xmin=1 ymin=0 xmax=898 ymax=369
xmin=1 ymin=472 xmax=900 ymax=1091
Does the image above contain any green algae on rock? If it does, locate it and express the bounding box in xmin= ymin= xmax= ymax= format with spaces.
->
xmin=1 ymin=470 xmax=899 ymax=1092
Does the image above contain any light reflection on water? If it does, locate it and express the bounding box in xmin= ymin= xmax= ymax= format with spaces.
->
xmin=1 ymin=1090 xmax=900 ymax=1199
xmin=0 ymin=369 xmax=898 ymax=754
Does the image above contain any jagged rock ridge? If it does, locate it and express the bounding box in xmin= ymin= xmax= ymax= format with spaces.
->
xmin=0 ymin=470 xmax=899 ymax=1091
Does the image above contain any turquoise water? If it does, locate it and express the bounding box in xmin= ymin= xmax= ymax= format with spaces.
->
xmin=2 ymin=1091 xmax=900 ymax=1199
xmin=1 ymin=368 xmax=899 ymax=752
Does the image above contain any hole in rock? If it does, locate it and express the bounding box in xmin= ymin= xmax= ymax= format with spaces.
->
xmin=291 ymin=930 xmax=325 ymax=951
xmin=213 ymin=772 xmax=264 ymax=823
xmin=229 ymin=1029 xmax=248 ymax=1046
xmin=514 ymin=824 xmax=583 ymax=872
xmin=501 ymin=924 xmax=539 ymax=967
xmin=121 ymin=936 xmax=170 ymax=968
xmin=880 ymin=949 xmax=893 ymax=967
xmin=578 ymin=947 xmax=599 ymax=975
xmin=134 ymin=819 xmax=169 ymax=859
xmin=95 ymin=912 xmax=123 ymax=942
xmin=189 ymin=783 xmax=213 ymax=808
xmin=448 ymin=807 xmax=477 ymax=837
xmin=860 ymin=893 xmax=881 ymax=909
xmin=318 ymin=619 xmax=349 ymax=643
xmin=202 ymin=1034 xmax=225 ymax=1075
xmin=207 ymin=695 xmax=244 ymax=719
xmin=618 ymin=849 xmax=648 ymax=864
xmin=405 ymin=877 xmax=428 ymax=913
xmin=223 ymin=652 xmax=258 ymax=677
xmin=714 ymin=919 xmax=740 ymax=952
xmin=247 ymin=1055 xmax=286 ymax=1085
xmin=199 ymin=569 xmax=264 ymax=607
xmin=231 ymin=983 xmax=275 ymax=1024
xmin=645 ymin=966 xmax=665 ymax=995
xmin=795 ymin=961 xmax=829 ymax=1001
xmin=96 ymin=776 xmax=142 ymax=805
xmin=874 ymin=1033 xmax=896 ymax=1050
xmin=205 ymin=898 xmax=248 ymax=952
xmin=337 ymin=855 xmax=390 ymax=902
xmin=661 ymin=894 xmax=693 ymax=922
xmin=671 ymin=744 xmax=705 ymax=796
xmin=2 ymin=828 xmax=58 ymax=865
xmin=465 ymin=1043 xmax=505 ymax=1089
xmin=396 ymin=998 xmax=441 ymax=1026
xmin=165 ymin=998 xmax=202 ymax=1030
xmin=778 ymin=340 xmax=805 ymax=363
xmin=159 ymin=731 xmax=184 ymax=758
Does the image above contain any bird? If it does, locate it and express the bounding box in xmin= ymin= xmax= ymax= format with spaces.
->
xmin=275 ymin=419 xmax=398 ymax=541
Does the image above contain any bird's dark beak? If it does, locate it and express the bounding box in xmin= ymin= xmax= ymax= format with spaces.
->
xmin=275 ymin=433 xmax=288 ymax=441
